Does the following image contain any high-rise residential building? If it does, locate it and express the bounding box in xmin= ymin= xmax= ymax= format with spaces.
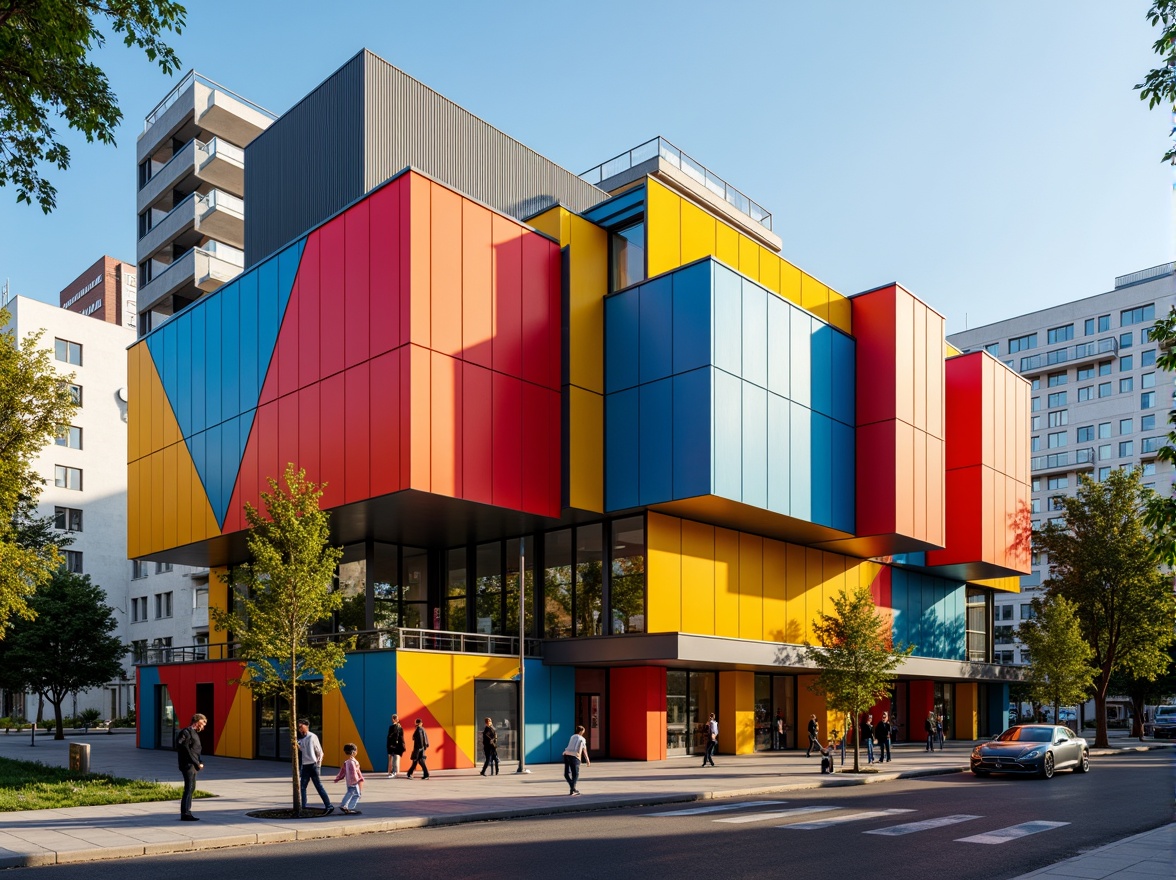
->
xmin=134 ymin=72 xmax=275 ymax=336
xmin=948 ymin=262 xmax=1176 ymax=666
xmin=58 ymin=256 xmax=137 ymax=329
xmin=129 ymin=50 xmax=1029 ymax=766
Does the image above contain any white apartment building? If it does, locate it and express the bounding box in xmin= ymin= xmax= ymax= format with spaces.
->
xmin=2 ymin=297 xmax=208 ymax=722
xmin=948 ymin=262 xmax=1176 ymax=665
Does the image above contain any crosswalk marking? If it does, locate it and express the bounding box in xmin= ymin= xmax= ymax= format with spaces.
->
xmin=865 ymin=814 xmax=983 ymax=836
xmin=644 ymin=800 xmax=788 ymax=817
xmin=784 ymin=808 xmax=916 ymax=830
xmin=956 ymin=821 xmax=1070 ymax=845
xmin=715 ymin=806 xmax=838 ymax=824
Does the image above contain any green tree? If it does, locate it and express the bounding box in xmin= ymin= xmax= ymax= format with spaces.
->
xmin=1017 ymin=595 xmax=1097 ymax=727
xmin=210 ymin=464 xmax=346 ymax=816
xmin=0 ymin=0 xmax=186 ymax=212
xmin=1110 ymin=641 xmax=1176 ymax=739
xmin=1035 ymin=469 xmax=1176 ymax=748
xmin=1136 ymin=0 xmax=1176 ymax=164
xmin=0 ymin=567 xmax=125 ymax=738
xmin=807 ymin=585 xmax=914 ymax=772
xmin=1142 ymin=306 xmax=1176 ymax=561
xmin=0 ymin=307 xmax=77 ymax=636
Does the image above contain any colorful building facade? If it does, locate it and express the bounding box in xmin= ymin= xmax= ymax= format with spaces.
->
xmin=132 ymin=51 xmax=1029 ymax=769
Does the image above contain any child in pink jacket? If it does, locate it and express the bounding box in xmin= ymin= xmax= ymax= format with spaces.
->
xmin=333 ymin=743 xmax=365 ymax=814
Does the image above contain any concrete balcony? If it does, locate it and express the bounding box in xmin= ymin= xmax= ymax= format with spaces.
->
xmin=1017 ymin=337 xmax=1118 ymax=376
xmin=137 ymin=245 xmax=244 ymax=314
xmin=137 ymin=187 xmax=245 ymax=265
xmin=1030 ymin=447 xmax=1096 ymax=475
xmin=197 ymin=189 xmax=244 ymax=247
xmin=137 ymin=137 xmax=244 ymax=214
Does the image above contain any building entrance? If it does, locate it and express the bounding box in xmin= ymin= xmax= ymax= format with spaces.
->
xmin=753 ymin=674 xmax=796 ymax=750
xmin=667 ymin=670 xmax=716 ymax=756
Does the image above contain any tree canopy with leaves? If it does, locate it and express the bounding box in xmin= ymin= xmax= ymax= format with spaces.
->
xmin=1136 ymin=1 xmax=1176 ymax=164
xmin=807 ymin=585 xmax=914 ymax=772
xmin=210 ymin=464 xmax=346 ymax=816
xmin=0 ymin=566 xmax=125 ymax=738
xmin=0 ymin=307 xmax=78 ymax=636
xmin=1017 ymin=595 xmax=1097 ymax=726
xmin=1035 ymin=469 xmax=1176 ymax=748
xmin=0 ymin=1 xmax=187 ymax=212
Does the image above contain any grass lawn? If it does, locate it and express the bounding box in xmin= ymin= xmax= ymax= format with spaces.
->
xmin=0 ymin=756 xmax=212 ymax=811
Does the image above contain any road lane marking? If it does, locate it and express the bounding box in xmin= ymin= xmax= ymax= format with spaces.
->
xmin=956 ymin=821 xmax=1070 ymax=844
xmin=784 ymin=809 xmax=916 ymax=830
xmin=715 ymin=806 xmax=838 ymax=824
xmin=866 ymin=814 xmax=983 ymax=836
xmin=644 ymin=800 xmax=788 ymax=817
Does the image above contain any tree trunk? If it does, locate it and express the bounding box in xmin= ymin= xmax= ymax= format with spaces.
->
xmin=1128 ymin=694 xmax=1146 ymax=740
xmin=1052 ymin=699 xmax=1060 ymax=728
xmin=852 ymin=709 xmax=860 ymax=772
xmin=290 ymin=680 xmax=300 ymax=817
xmin=1092 ymin=689 xmax=1109 ymax=748
xmin=51 ymin=695 xmax=64 ymax=740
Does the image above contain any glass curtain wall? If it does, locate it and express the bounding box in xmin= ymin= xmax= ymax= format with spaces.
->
xmin=544 ymin=530 xmax=573 ymax=638
xmin=476 ymin=543 xmax=503 ymax=635
xmin=402 ymin=548 xmax=428 ymax=628
xmin=610 ymin=516 xmax=645 ymax=633
xmin=504 ymin=537 xmax=535 ymax=638
xmin=576 ymin=524 xmax=604 ymax=636
xmin=446 ymin=548 xmax=468 ymax=632
xmin=666 ymin=671 xmax=717 ymax=756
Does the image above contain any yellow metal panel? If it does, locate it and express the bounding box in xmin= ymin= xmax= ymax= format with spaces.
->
xmin=569 ymin=215 xmax=608 ymax=394
xmin=197 ymin=476 xmax=220 ymax=543
xmin=176 ymin=442 xmax=192 ymax=547
xmin=714 ymin=527 xmax=740 ymax=638
xmin=147 ymin=451 xmax=162 ymax=555
xmin=827 ymin=293 xmax=853 ymax=334
xmin=680 ymin=519 xmax=716 ymax=635
xmin=784 ymin=543 xmax=807 ymax=644
xmin=738 ymin=533 xmax=763 ymax=641
xmin=738 ymin=234 xmax=759 ymax=279
xmin=127 ymin=346 xmax=140 ymax=463
xmin=162 ymin=443 xmax=178 ymax=552
xmin=955 ymin=682 xmax=979 ymax=739
xmin=715 ymin=221 xmax=739 ymax=268
xmin=126 ymin=459 xmax=140 ymax=559
xmin=645 ymin=177 xmax=681 ymax=278
xmin=762 ymin=539 xmax=787 ymax=642
xmin=646 ymin=512 xmax=682 ymax=633
xmin=779 ymin=260 xmax=803 ymax=309
xmin=757 ymin=245 xmax=780 ymax=294
xmin=527 ymin=206 xmax=562 ymax=239
xmin=973 ymin=575 xmax=1021 ymax=594
xmin=680 ymin=199 xmax=716 ymax=265
xmin=801 ymin=274 xmax=830 ymax=323
xmin=946 ymin=341 xmax=961 ymax=357
xmin=718 ymin=670 xmax=755 ymax=755
xmin=149 ymin=358 xmax=164 ymax=456
xmin=568 ymin=387 xmax=604 ymax=512
xmin=796 ymin=674 xmax=829 ymax=743
xmin=822 ymin=551 xmax=847 ymax=619
xmin=803 ymin=547 xmax=827 ymax=644
xmin=215 ymin=676 xmax=254 ymax=759
xmin=208 ymin=566 xmax=232 ymax=646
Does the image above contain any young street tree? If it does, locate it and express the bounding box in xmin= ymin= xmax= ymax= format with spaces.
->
xmin=210 ymin=464 xmax=346 ymax=817
xmin=1035 ymin=469 xmax=1176 ymax=748
xmin=1110 ymin=642 xmax=1176 ymax=740
xmin=808 ymin=585 xmax=914 ymax=772
xmin=0 ymin=567 xmax=125 ymax=738
xmin=1136 ymin=1 xmax=1176 ymax=165
xmin=0 ymin=1 xmax=186 ymax=212
xmin=0 ymin=307 xmax=78 ymax=636
xmin=1017 ymin=595 xmax=1097 ymax=729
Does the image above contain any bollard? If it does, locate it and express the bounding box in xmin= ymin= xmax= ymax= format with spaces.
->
xmin=68 ymin=742 xmax=90 ymax=774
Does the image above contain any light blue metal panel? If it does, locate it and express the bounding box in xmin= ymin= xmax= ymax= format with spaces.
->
xmin=789 ymin=401 xmax=811 ymax=521
xmin=810 ymin=321 xmax=833 ymax=419
xmin=891 ymin=569 xmax=910 ymax=650
xmin=605 ymin=388 xmax=640 ymax=511
xmin=238 ymin=274 xmax=259 ymax=411
xmin=789 ymin=308 xmax=811 ymax=409
xmin=829 ymin=328 xmax=855 ymax=427
xmin=741 ymin=277 xmax=767 ymax=389
xmin=175 ymin=313 xmax=192 ymax=439
xmin=713 ymin=369 xmax=742 ymax=501
xmin=811 ymin=411 xmax=832 ymax=528
xmin=673 ymin=367 xmax=712 ymax=500
xmin=767 ymin=392 xmax=791 ymax=515
xmin=713 ymin=263 xmax=742 ymax=378
xmin=189 ymin=305 xmax=207 ymax=435
xmin=220 ymin=282 xmax=241 ymax=422
xmin=742 ymin=382 xmax=767 ymax=510
xmin=767 ymin=294 xmax=790 ymax=398
xmin=639 ymin=378 xmax=673 ymax=505
xmin=672 ymin=261 xmax=712 ymax=375
xmin=831 ymin=419 xmax=855 ymax=533
xmin=638 ymin=274 xmax=674 ymax=386
xmin=255 ymin=256 xmax=279 ymax=395
xmin=204 ymin=293 xmax=222 ymax=430
xmin=605 ymin=289 xmax=640 ymax=393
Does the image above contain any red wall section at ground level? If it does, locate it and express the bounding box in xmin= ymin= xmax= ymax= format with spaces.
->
xmin=608 ymin=666 xmax=668 ymax=760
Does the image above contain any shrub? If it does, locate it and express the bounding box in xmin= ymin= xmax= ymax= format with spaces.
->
xmin=77 ymin=708 xmax=103 ymax=727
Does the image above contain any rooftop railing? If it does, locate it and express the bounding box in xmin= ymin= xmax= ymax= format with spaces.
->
xmin=1019 ymin=337 xmax=1117 ymax=372
xmin=143 ymin=70 xmax=276 ymax=133
xmin=1114 ymin=262 xmax=1175 ymax=289
xmin=580 ymin=137 xmax=772 ymax=231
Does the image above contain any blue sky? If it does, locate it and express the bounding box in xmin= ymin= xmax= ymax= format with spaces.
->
xmin=0 ymin=0 xmax=1170 ymax=333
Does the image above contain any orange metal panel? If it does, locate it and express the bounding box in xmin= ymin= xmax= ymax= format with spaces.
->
xmin=461 ymin=201 xmax=494 ymax=366
xmin=784 ymin=543 xmax=806 ymax=645
xmin=429 ymin=182 xmax=464 ymax=357
xmin=408 ymin=173 xmax=432 ymax=348
xmin=912 ymin=302 xmax=927 ymax=432
xmin=912 ymin=427 xmax=927 ymax=542
xmin=926 ymin=312 xmax=945 ymax=440
xmin=893 ymin=289 xmax=915 ymax=426
xmin=429 ymin=350 xmax=461 ymax=499
xmin=894 ymin=419 xmax=916 ymax=539
xmin=162 ymin=443 xmax=178 ymax=552
xmin=408 ymin=344 xmax=432 ymax=491
xmin=926 ymin=434 xmax=945 ymax=548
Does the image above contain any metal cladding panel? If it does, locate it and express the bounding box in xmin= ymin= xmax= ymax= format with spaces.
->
xmin=639 ymin=378 xmax=674 ymax=505
xmin=245 ymin=52 xmax=366 ymax=266
xmin=606 ymin=386 xmax=640 ymax=510
xmin=608 ymin=666 xmax=668 ymax=761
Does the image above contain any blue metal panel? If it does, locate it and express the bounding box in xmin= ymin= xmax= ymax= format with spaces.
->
xmin=672 ymin=367 xmax=711 ymax=500
xmin=605 ymin=388 xmax=640 ymax=510
xmin=162 ymin=319 xmax=178 ymax=420
xmin=890 ymin=568 xmax=909 ymax=649
xmin=175 ymin=313 xmax=192 ymax=438
xmin=789 ymin=401 xmax=811 ymax=521
xmin=811 ymin=411 xmax=832 ymax=527
xmin=277 ymin=239 xmax=305 ymax=322
xmin=789 ymin=308 xmax=811 ymax=409
xmin=767 ymin=392 xmax=791 ymax=515
xmin=582 ymin=184 xmax=646 ymax=230
xmin=204 ymin=293 xmax=222 ymax=430
xmin=988 ymin=682 xmax=1011 ymax=733
xmin=256 ymin=256 xmax=279 ymax=395
xmin=205 ymin=420 xmax=223 ymax=525
xmin=829 ymin=328 xmax=855 ymax=427
xmin=742 ymin=383 xmax=767 ymax=509
xmin=766 ymin=295 xmax=790 ymax=398
xmin=136 ymin=666 xmax=160 ymax=749
xmin=638 ymin=274 xmax=674 ymax=385
xmin=672 ymin=260 xmax=711 ymax=375
xmin=741 ymin=278 xmax=768 ymax=389
xmin=215 ymin=413 xmax=245 ymax=527
xmin=831 ymin=419 xmax=855 ymax=533
xmin=189 ymin=306 xmax=207 ymax=435
xmin=605 ymin=289 xmax=640 ymax=393
xmin=188 ymin=428 xmax=207 ymax=504
xmin=524 ymin=659 xmax=574 ymax=764
xmin=220 ymin=283 xmax=241 ymax=422
xmin=238 ymin=274 xmax=259 ymax=411
xmin=712 ymin=263 xmax=742 ymax=378
xmin=639 ymin=378 xmax=673 ymax=505
xmin=810 ymin=321 xmax=833 ymax=419
xmin=713 ymin=369 xmax=742 ymax=500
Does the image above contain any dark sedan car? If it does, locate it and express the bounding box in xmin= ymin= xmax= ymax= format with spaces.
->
xmin=971 ymin=724 xmax=1090 ymax=779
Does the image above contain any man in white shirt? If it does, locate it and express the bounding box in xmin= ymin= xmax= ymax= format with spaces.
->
xmin=702 ymin=713 xmax=718 ymax=767
xmin=297 ymin=719 xmax=334 ymax=814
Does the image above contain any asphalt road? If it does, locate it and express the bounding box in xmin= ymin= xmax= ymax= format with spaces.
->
xmin=21 ymin=751 xmax=1174 ymax=879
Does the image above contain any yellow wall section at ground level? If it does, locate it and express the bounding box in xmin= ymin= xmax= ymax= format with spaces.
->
xmin=795 ymin=675 xmax=829 ymax=748
xmin=644 ymin=177 xmax=852 ymax=334
xmin=322 ymin=688 xmax=375 ymax=772
xmin=955 ymin=683 xmax=978 ymax=740
xmin=216 ymin=676 xmax=255 ymax=760
xmin=718 ymin=670 xmax=755 ymax=755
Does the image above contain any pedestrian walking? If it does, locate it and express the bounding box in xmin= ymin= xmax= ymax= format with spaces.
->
xmin=480 ymin=717 xmax=500 ymax=776
xmin=176 ymin=713 xmax=206 ymax=821
xmin=805 ymin=714 xmax=820 ymax=756
xmin=925 ymin=712 xmax=936 ymax=751
xmin=386 ymin=713 xmax=406 ymax=777
xmin=701 ymin=712 xmax=718 ymax=766
xmin=406 ymin=718 xmax=431 ymax=779
xmin=936 ymin=713 xmax=946 ymax=750
xmin=876 ymin=711 xmax=892 ymax=762
xmin=562 ymin=724 xmax=590 ymax=794
xmin=297 ymin=719 xmax=335 ymax=814
xmin=773 ymin=710 xmax=786 ymax=750
xmin=333 ymin=743 xmax=365 ymax=814
xmin=861 ymin=714 xmax=875 ymax=764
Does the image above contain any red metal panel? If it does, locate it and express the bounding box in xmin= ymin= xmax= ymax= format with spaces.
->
xmin=851 ymin=286 xmax=898 ymax=426
xmin=223 ymin=414 xmax=256 ymax=536
xmin=319 ymin=215 xmax=346 ymax=380
xmin=344 ymin=362 xmax=371 ymax=504
xmin=368 ymin=178 xmax=402 ymax=357
xmin=344 ymin=198 xmax=371 ymax=370
xmin=430 ymin=183 xmax=464 ymax=357
xmin=855 ymin=421 xmax=897 ymax=538
xmin=491 ymin=371 xmax=522 ymax=510
xmin=546 ymin=239 xmax=561 ymax=391
xmin=608 ymin=666 xmax=667 ymax=761
xmin=277 ymin=389 xmax=299 ymax=489
xmin=461 ymin=202 xmax=493 ymax=368
xmin=256 ymin=399 xmax=279 ymax=501
xmin=944 ymin=354 xmax=984 ymax=471
xmin=541 ymin=383 xmax=561 ymax=517
xmin=928 ymin=466 xmax=982 ymax=566
xmin=277 ymin=276 xmax=299 ymax=399
xmin=520 ymin=233 xmax=551 ymax=388
xmin=429 ymin=351 xmax=461 ymax=499
xmin=408 ymin=345 xmax=432 ymax=492
xmin=369 ymin=350 xmax=402 ymax=499
xmin=298 ymin=383 xmax=321 ymax=490
xmin=520 ymin=381 xmax=551 ymax=515
xmin=399 ymin=346 xmax=412 ymax=491
xmin=297 ymin=231 xmax=321 ymax=390
xmin=407 ymin=174 xmax=431 ymax=348
xmin=319 ymin=372 xmax=346 ymax=510
xmin=461 ymin=361 xmax=493 ymax=505
xmin=908 ymin=680 xmax=936 ymax=736
xmin=492 ymin=215 xmax=523 ymax=378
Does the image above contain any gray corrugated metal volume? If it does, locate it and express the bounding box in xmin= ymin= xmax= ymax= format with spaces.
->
xmin=245 ymin=50 xmax=608 ymax=266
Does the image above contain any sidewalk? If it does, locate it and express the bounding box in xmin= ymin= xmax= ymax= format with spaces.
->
xmin=0 ymin=731 xmax=1169 ymax=872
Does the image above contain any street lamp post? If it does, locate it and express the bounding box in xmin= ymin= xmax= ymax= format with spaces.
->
xmin=517 ymin=538 xmax=527 ymax=773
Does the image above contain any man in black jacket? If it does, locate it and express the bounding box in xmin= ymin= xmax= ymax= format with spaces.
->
xmin=805 ymin=714 xmax=820 ymax=756
xmin=406 ymin=718 xmax=431 ymax=779
xmin=875 ymin=712 xmax=893 ymax=763
xmin=177 ymin=713 xmax=207 ymax=821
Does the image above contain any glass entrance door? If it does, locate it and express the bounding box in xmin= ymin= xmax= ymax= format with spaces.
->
xmin=156 ymin=684 xmax=176 ymax=749
xmin=475 ymin=680 xmax=518 ymax=764
xmin=667 ymin=671 xmax=688 ymax=755
xmin=575 ymin=693 xmax=604 ymax=757
xmin=688 ymin=672 xmax=716 ymax=755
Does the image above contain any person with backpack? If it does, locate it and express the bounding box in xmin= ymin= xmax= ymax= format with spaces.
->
xmin=385 ymin=713 xmax=406 ymax=777
xmin=406 ymin=718 xmax=430 ymax=779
